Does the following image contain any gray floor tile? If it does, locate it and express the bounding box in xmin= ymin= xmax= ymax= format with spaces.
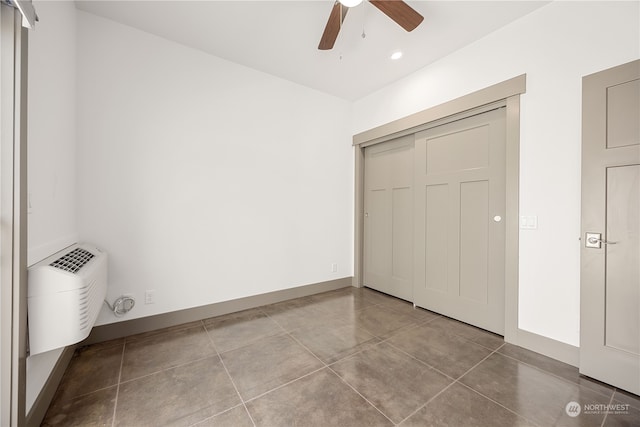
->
xmin=260 ymin=296 xmax=341 ymax=332
xmin=246 ymin=368 xmax=393 ymax=427
xmin=613 ymin=389 xmax=640 ymax=410
xmin=399 ymin=382 xmax=536 ymax=427
xmin=331 ymin=343 xmax=452 ymax=423
xmin=46 ymin=290 xmax=637 ymax=427
xmin=603 ymin=403 xmax=640 ymax=427
xmin=203 ymin=307 xmax=282 ymax=353
xmin=192 ymin=405 xmax=254 ymax=427
xmin=80 ymin=337 xmax=125 ymax=351
xmin=221 ymin=333 xmax=324 ymax=400
xmin=42 ymin=386 xmax=117 ymax=427
xmin=460 ymin=352 xmax=610 ymax=427
xmin=307 ymin=287 xmax=378 ymax=315
xmin=290 ymin=321 xmax=381 ymax=364
xmin=379 ymin=298 xmax=441 ymax=322
xmin=498 ymin=343 xmax=614 ymax=397
xmin=358 ymin=287 xmax=402 ymax=305
xmin=121 ymin=324 xmax=216 ymax=382
xmin=352 ymin=304 xmax=419 ymax=339
xmin=428 ymin=316 xmax=504 ymax=350
xmin=53 ymin=343 xmax=123 ymax=402
xmin=115 ymin=356 xmax=240 ymax=427
xmin=124 ymin=320 xmax=204 ymax=343
xmin=387 ymin=322 xmax=492 ymax=378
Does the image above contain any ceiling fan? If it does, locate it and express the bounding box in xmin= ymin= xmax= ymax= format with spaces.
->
xmin=318 ymin=0 xmax=424 ymax=50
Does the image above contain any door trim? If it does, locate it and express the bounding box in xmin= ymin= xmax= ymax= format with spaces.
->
xmin=1 ymin=4 xmax=29 ymax=425
xmin=353 ymin=75 xmax=525 ymax=344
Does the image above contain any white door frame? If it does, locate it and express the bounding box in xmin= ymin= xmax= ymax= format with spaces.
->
xmin=353 ymin=75 xmax=524 ymax=344
xmin=1 ymin=4 xmax=29 ymax=426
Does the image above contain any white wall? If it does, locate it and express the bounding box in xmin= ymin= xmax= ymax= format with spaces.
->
xmin=27 ymin=0 xmax=77 ymax=413
xmin=28 ymin=0 xmax=78 ymax=266
xmin=75 ymin=12 xmax=354 ymax=326
xmin=353 ymin=1 xmax=639 ymax=346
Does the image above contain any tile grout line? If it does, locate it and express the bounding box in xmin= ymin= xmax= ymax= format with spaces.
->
xmin=202 ymin=322 xmax=258 ymax=427
xmin=284 ymin=329 xmax=329 ymax=368
xmin=242 ymin=366 xmax=328 ymax=404
xmin=123 ymin=321 xmax=203 ymax=345
xmin=325 ymin=339 xmax=390 ymax=370
xmin=202 ymin=328 xmax=287 ymax=355
xmin=395 ymin=380 xmax=457 ymax=425
xmin=248 ymin=308 xmax=356 ymax=405
xmin=395 ymin=342 xmax=505 ymax=426
xmin=326 ymin=364 xmax=399 ymax=425
xmin=257 ymin=306 xmax=291 ymax=336
xmin=600 ymin=389 xmax=616 ymax=427
xmin=257 ymin=306 xmax=305 ymax=336
xmin=495 ymin=349 xmax=616 ymax=401
xmin=454 ymin=342 xmax=505 ymax=382
xmin=451 ymin=343 xmax=544 ymax=427
xmin=282 ymin=317 xmax=391 ymax=373
xmin=381 ymin=340 xmax=458 ymax=382
xmin=234 ymin=323 xmax=395 ymax=424
xmin=425 ymin=323 xmax=504 ymax=353
xmin=115 ymin=320 xmax=219 ymax=385
xmin=456 ymin=380 xmax=543 ymax=427
xmin=381 ymin=314 xmax=502 ymax=354
xmin=612 ymin=388 xmax=640 ymax=410
xmin=111 ymin=342 xmax=126 ymax=427
xmin=117 ymin=352 xmax=218 ymax=386
xmin=187 ymin=403 xmax=247 ymax=427
xmin=285 ymin=324 xmax=403 ymax=425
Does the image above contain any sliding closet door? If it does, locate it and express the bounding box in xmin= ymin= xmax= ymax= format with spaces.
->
xmin=413 ymin=108 xmax=506 ymax=334
xmin=363 ymin=135 xmax=413 ymax=301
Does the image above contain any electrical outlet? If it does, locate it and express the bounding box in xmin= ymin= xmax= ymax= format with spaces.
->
xmin=145 ymin=290 xmax=155 ymax=304
xmin=331 ymin=263 xmax=338 ymax=273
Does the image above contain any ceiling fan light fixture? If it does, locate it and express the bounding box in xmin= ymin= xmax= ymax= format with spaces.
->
xmin=339 ymin=0 xmax=363 ymax=8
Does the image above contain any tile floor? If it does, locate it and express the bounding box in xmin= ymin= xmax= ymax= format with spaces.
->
xmin=42 ymin=286 xmax=640 ymax=427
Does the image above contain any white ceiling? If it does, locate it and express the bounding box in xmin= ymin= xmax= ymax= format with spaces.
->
xmin=74 ymin=1 xmax=549 ymax=101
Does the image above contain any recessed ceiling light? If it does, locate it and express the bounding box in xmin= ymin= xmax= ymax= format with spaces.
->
xmin=390 ymin=51 xmax=403 ymax=60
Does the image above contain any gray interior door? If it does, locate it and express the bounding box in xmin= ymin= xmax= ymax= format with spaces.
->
xmin=580 ymin=60 xmax=640 ymax=395
xmin=363 ymin=135 xmax=414 ymax=301
xmin=413 ymin=108 xmax=506 ymax=335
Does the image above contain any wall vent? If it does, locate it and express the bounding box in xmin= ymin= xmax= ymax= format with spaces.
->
xmin=49 ymin=247 xmax=95 ymax=274
xmin=28 ymin=243 xmax=108 ymax=355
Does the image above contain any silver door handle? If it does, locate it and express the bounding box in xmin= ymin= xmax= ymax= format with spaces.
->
xmin=585 ymin=232 xmax=617 ymax=248
xmin=587 ymin=236 xmax=616 ymax=245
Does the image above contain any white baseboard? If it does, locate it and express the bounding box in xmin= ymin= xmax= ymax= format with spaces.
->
xmin=506 ymin=327 xmax=579 ymax=367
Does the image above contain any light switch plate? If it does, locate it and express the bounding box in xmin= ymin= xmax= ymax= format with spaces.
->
xmin=520 ymin=215 xmax=538 ymax=230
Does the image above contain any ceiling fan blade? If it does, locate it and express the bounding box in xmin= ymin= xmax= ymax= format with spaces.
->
xmin=318 ymin=1 xmax=349 ymax=50
xmin=370 ymin=0 xmax=424 ymax=32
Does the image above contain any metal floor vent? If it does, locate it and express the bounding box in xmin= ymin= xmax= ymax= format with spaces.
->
xmin=50 ymin=248 xmax=95 ymax=274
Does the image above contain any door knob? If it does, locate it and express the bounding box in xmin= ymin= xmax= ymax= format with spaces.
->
xmin=585 ymin=232 xmax=617 ymax=248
